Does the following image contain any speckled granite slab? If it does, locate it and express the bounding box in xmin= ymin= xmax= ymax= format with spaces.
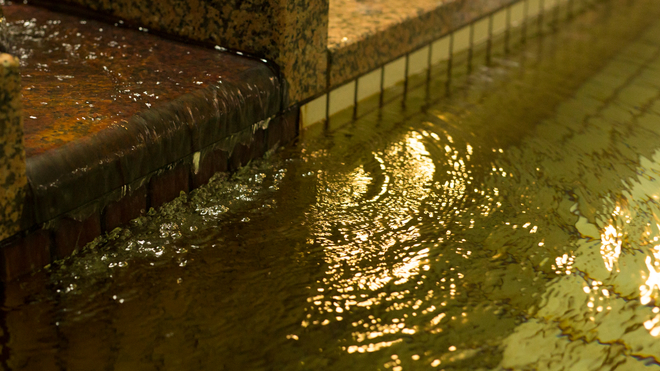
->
xmin=328 ymin=0 xmax=518 ymax=88
xmin=30 ymin=0 xmax=526 ymax=102
xmin=31 ymin=0 xmax=329 ymax=104
xmin=0 ymin=53 xmax=26 ymax=241
xmin=4 ymin=3 xmax=283 ymax=226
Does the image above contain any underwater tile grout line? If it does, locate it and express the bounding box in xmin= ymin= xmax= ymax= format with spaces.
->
xmin=486 ymin=12 xmax=494 ymax=66
xmin=447 ymin=31 xmax=455 ymax=96
xmin=467 ymin=21 xmax=475 ymax=74
xmin=504 ymin=4 xmax=512 ymax=53
xmin=303 ymin=0 xmax=600 ymax=130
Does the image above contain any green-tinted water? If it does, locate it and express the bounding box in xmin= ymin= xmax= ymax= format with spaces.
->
xmin=6 ymin=1 xmax=660 ymax=370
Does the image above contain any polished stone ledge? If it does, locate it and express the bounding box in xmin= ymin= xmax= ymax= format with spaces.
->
xmin=0 ymin=4 xmax=298 ymax=281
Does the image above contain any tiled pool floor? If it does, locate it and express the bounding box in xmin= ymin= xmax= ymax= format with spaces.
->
xmin=496 ymin=18 xmax=660 ymax=371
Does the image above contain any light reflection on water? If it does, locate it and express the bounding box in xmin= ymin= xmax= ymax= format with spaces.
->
xmin=6 ymin=2 xmax=660 ymax=370
xmin=302 ymin=126 xmax=502 ymax=358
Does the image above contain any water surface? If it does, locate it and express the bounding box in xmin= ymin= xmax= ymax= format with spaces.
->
xmin=5 ymin=1 xmax=660 ymax=370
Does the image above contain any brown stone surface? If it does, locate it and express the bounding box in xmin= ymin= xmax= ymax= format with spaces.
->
xmin=4 ymin=4 xmax=281 ymax=158
xmin=148 ymin=163 xmax=191 ymax=210
xmin=53 ymin=213 xmax=102 ymax=259
xmin=33 ymin=0 xmax=329 ymax=104
xmin=0 ymin=53 xmax=26 ymax=241
xmin=102 ymin=185 xmax=147 ymax=232
xmin=328 ymin=0 xmax=518 ymax=87
xmin=191 ymin=147 xmax=229 ymax=189
xmin=0 ymin=229 xmax=51 ymax=282
xmin=3 ymin=4 xmax=282 ymax=226
xmin=266 ymin=107 xmax=299 ymax=151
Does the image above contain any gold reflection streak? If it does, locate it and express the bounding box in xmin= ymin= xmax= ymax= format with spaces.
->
xmin=600 ymin=224 xmax=622 ymax=272
xmin=345 ymin=339 xmax=403 ymax=354
xmin=369 ymin=154 xmax=389 ymax=202
xmin=581 ymin=281 xmax=613 ymax=324
xmin=305 ymin=132 xmax=440 ymax=351
xmin=312 ymin=132 xmax=436 ymax=295
xmin=641 ymin=244 xmax=660 ymax=306
xmin=304 ymin=129 xmax=487 ymax=354
xmin=550 ymin=253 xmax=574 ymax=275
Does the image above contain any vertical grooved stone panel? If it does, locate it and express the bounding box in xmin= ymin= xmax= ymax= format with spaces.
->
xmin=267 ymin=108 xmax=299 ymax=151
xmin=53 ymin=214 xmax=102 ymax=259
xmin=191 ymin=147 xmax=229 ymax=189
xmin=102 ymin=185 xmax=147 ymax=232
xmin=0 ymin=229 xmax=51 ymax=282
xmin=148 ymin=163 xmax=191 ymax=209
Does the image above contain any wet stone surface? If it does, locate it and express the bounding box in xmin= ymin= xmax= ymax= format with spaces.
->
xmin=4 ymin=3 xmax=279 ymax=158
xmin=2 ymin=3 xmax=283 ymax=228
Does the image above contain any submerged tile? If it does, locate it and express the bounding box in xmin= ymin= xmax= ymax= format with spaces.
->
xmin=301 ymin=95 xmax=328 ymax=129
xmin=329 ymin=81 xmax=356 ymax=117
xmin=356 ymin=68 xmax=383 ymax=103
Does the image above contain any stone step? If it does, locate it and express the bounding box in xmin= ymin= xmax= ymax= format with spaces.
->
xmin=0 ymin=3 xmax=297 ymax=281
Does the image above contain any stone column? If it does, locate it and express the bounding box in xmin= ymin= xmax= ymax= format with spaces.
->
xmin=39 ymin=0 xmax=329 ymax=104
xmin=0 ymin=53 xmax=26 ymax=241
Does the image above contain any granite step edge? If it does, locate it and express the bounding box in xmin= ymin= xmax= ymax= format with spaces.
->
xmin=25 ymin=70 xmax=282 ymax=225
xmin=0 ymin=74 xmax=298 ymax=282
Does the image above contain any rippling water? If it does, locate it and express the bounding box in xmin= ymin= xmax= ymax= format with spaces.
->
xmin=6 ymin=1 xmax=660 ymax=370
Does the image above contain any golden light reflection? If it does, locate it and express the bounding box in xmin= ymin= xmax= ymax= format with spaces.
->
xmin=551 ymin=253 xmax=575 ymax=275
xmin=345 ymin=339 xmax=403 ymax=354
xmin=600 ymin=224 xmax=622 ymax=272
xmin=581 ymin=280 xmax=613 ymax=322
xmin=644 ymin=307 xmax=660 ymax=337
xmin=303 ymin=129 xmax=482 ymax=353
xmin=640 ymin=244 xmax=660 ymax=306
